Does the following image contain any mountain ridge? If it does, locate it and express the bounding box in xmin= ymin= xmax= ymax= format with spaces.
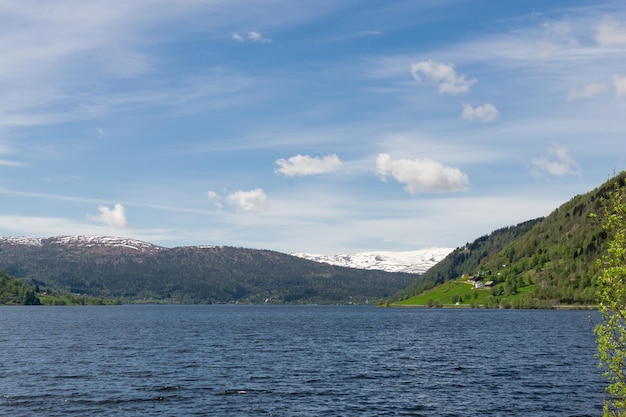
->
xmin=0 ymin=236 xmax=416 ymax=304
xmin=291 ymin=248 xmax=454 ymax=274
xmin=0 ymin=235 xmax=164 ymax=252
xmin=0 ymin=236 xmax=452 ymax=275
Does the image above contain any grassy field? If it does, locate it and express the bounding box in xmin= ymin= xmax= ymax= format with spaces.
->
xmin=392 ymin=277 xmax=539 ymax=308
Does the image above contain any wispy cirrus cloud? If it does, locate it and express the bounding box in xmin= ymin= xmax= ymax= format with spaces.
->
xmin=376 ymin=153 xmax=469 ymax=194
xmin=531 ymin=144 xmax=580 ymax=177
xmin=0 ymin=159 xmax=24 ymax=167
xmin=567 ymin=83 xmax=609 ymax=100
xmin=595 ymin=18 xmax=626 ymax=46
xmin=275 ymin=154 xmax=342 ymax=177
xmin=614 ymin=75 xmax=626 ymax=97
xmin=231 ymin=31 xmax=271 ymax=43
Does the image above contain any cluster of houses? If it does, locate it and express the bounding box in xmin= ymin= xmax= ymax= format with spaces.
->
xmin=467 ymin=275 xmax=494 ymax=290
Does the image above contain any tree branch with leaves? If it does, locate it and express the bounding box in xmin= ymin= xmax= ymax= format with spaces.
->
xmin=595 ymin=173 xmax=626 ymax=416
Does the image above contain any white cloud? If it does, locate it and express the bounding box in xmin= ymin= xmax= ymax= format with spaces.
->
xmin=206 ymin=190 xmax=223 ymax=210
xmin=231 ymin=32 xmax=245 ymax=42
xmin=410 ymin=60 xmax=476 ymax=95
xmin=595 ymin=18 xmax=626 ymax=46
xmin=0 ymin=159 xmax=23 ymax=167
xmin=567 ymin=83 xmax=609 ymax=100
xmin=0 ymin=143 xmax=23 ymax=166
xmin=227 ymin=189 xmax=267 ymax=211
xmin=614 ymin=75 xmax=626 ymax=97
xmin=248 ymin=31 xmax=271 ymax=43
xmin=230 ymin=31 xmax=271 ymax=43
xmin=461 ymin=103 xmax=499 ymax=122
xmin=87 ymin=203 xmax=128 ymax=228
xmin=531 ymin=144 xmax=580 ymax=177
xmin=376 ymin=153 xmax=469 ymax=194
xmin=275 ymin=154 xmax=343 ymax=176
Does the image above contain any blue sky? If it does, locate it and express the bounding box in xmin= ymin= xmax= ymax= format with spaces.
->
xmin=1 ymin=0 xmax=626 ymax=254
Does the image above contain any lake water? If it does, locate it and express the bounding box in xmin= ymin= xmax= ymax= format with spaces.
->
xmin=0 ymin=305 xmax=605 ymax=416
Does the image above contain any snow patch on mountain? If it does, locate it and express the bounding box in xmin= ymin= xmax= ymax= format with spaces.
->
xmin=0 ymin=236 xmax=43 ymax=246
xmin=0 ymin=236 xmax=164 ymax=254
xmin=291 ymin=248 xmax=454 ymax=274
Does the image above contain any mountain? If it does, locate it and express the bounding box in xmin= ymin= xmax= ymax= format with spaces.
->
xmin=0 ymin=236 xmax=416 ymax=304
xmin=395 ymin=172 xmax=626 ymax=307
xmin=291 ymin=248 xmax=454 ymax=274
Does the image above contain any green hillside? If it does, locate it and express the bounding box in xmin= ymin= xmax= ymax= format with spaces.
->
xmin=395 ymin=218 xmax=543 ymax=299
xmin=393 ymin=277 xmax=540 ymax=309
xmin=394 ymin=172 xmax=626 ymax=308
xmin=0 ymin=270 xmax=40 ymax=305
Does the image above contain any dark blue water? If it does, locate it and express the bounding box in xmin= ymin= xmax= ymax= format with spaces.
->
xmin=0 ymin=306 xmax=604 ymax=416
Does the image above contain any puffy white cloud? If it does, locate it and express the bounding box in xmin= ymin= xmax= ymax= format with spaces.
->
xmin=461 ymin=103 xmax=499 ymax=122
xmin=567 ymin=83 xmax=609 ymax=100
xmin=614 ymin=75 xmax=626 ymax=97
xmin=376 ymin=153 xmax=469 ymax=194
xmin=87 ymin=203 xmax=128 ymax=228
xmin=410 ymin=60 xmax=476 ymax=95
xmin=531 ymin=144 xmax=580 ymax=177
xmin=595 ymin=18 xmax=626 ymax=46
xmin=227 ymin=189 xmax=267 ymax=211
xmin=275 ymin=154 xmax=343 ymax=177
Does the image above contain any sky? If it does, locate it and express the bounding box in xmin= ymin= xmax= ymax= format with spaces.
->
xmin=1 ymin=0 xmax=626 ymax=255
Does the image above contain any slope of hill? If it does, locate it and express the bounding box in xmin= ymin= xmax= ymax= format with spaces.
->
xmin=395 ymin=172 xmax=626 ymax=307
xmin=0 ymin=236 xmax=416 ymax=304
xmin=396 ymin=218 xmax=544 ymax=299
xmin=291 ymin=248 xmax=454 ymax=274
xmin=0 ymin=270 xmax=40 ymax=305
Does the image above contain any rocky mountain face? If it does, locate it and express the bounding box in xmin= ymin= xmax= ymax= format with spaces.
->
xmin=291 ymin=248 xmax=454 ymax=274
xmin=0 ymin=236 xmax=417 ymax=304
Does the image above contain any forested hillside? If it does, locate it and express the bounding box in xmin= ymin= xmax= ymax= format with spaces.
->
xmin=0 ymin=270 xmax=40 ymax=305
xmin=396 ymin=218 xmax=543 ymax=299
xmin=0 ymin=240 xmax=415 ymax=304
xmin=396 ymin=172 xmax=626 ymax=307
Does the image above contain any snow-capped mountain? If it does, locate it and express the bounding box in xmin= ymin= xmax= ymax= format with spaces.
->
xmin=291 ymin=248 xmax=454 ymax=274
xmin=0 ymin=235 xmax=164 ymax=254
xmin=0 ymin=235 xmax=418 ymax=304
xmin=0 ymin=235 xmax=452 ymax=275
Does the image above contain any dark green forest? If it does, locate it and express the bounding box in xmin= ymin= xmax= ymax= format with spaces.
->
xmin=0 ymin=244 xmax=415 ymax=304
xmin=0 ymin=270 xmax=40 ymax=305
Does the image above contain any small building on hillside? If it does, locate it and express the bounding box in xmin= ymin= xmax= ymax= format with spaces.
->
xmin=468 ymin=276 xmax=483 ymax=289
